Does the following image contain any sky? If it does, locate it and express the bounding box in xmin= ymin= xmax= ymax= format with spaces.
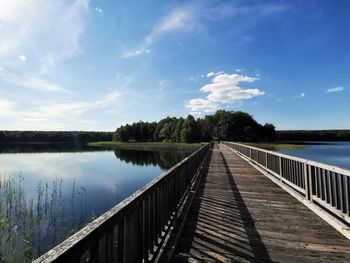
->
xmin=0 ymin=0 xmax=349 ymax=131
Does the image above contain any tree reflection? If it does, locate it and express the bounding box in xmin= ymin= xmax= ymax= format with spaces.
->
xmin=113 ymin=148 xmax=191 ymax=170
xmin=0 ymin=143 xmax=109 ymax=154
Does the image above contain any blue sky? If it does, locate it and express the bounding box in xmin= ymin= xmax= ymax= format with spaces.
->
xmin=0 ymin=0 xmax=349 ymax=131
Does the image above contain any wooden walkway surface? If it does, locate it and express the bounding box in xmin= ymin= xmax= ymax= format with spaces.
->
xmin=170 ymin=143 xmax=350 ymax=262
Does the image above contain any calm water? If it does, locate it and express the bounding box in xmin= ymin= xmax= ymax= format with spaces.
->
xmin=276 ymin=142 xmax=350 ymax=170
xmin=0 ymin=144 xmax=193 ymax=262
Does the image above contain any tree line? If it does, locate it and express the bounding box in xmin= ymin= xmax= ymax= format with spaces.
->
xmin=277 ymin=130 xmax=350 ymax=141
xmin=114 ymin=110 xmax=276 ymax=143
xmin=0 ymin=131 xmax=113 ymax=144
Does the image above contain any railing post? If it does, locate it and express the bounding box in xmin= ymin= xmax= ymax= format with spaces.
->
xmin=117 ymin=220 xmax=124 ymax=262
xmin=124 ymin=203 xmax=143 ymax=263
xmin=279 ymin=156 xmax=283 ymax=181
xmin=143 ymin=197 xmax=150 ymax=261
xmin=90 ymin=242 xmax=99 ymax=263
xmin=105 ymin=230 xmax=114 ymax=263
xmin=304 ymin=162 xmax=311 ymax=201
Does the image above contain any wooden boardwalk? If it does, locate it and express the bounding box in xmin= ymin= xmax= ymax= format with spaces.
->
xmin=170 ymin=143 xmax=350 ymax=262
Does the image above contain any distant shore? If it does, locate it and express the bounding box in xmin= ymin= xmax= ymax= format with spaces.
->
xmin=246 ymin=142 xmax=307 ymax=151
xmin=88 ymin=141 xmax=201 ymax=151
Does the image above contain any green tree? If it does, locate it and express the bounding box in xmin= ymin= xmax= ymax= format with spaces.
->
xmin=262 ymin=123 xmax=276 ymax=142
xmin=180 ymin=115 xmax=202 ymax=143
xmin=173 ymin=118 xmax=185 ymax=142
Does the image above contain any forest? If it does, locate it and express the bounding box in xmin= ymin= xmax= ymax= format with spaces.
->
xmin=0 ymin=131 xmax=113 ymax=144
xmin=277 ymin=130 xmax=350 ymax=141
xmin=114 ymin=110 xmax=276 ymax=143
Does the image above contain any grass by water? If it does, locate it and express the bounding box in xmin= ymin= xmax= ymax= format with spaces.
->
xmin=88 ymin=141 xmax=201 ymax=151
xmin=246 ymin=143 xmax=306 ymax=151
xmin=0 ymin=175 xmax=101 ymax=262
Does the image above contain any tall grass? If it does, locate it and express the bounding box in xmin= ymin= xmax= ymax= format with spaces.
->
xmin=0 ymin=175 xmax=116 ymax=262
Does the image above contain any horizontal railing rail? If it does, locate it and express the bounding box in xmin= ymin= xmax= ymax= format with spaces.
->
xmin=33 ymin=143 xmax=212 ymax=263
xmin=223 ymin=142 xmax=350 ymax=228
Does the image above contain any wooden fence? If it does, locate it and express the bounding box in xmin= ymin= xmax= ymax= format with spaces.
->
xmin=223 ymin=142 xmax=350 ymax=230
xmin=33 ymin=143 xmax=211 ymax=263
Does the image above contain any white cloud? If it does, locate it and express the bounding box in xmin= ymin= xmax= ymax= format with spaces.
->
xmin=123 ymin=7 xmax=196 ymax=58
xmin=158 ymin=80 xmax=168 ymax=91
xmin=18 ymin=55 xmax=27 ymax=61
xmin=201 ymin=73 xmax=262 ymax=103
xmin=292 ymin=92 xmax=306 ymax=99
xmin=0 ymin=97 xmax=17 ymax=116
xmin=189 ymin=76 xmax=199 ymax=82
xmin=0 ymin=90 xmax=120 ymax=130
xmin=0 ymin=0 xmax=89 ymax=71
xmin=122 ymin=48 xmax=150 ymax=58
xmin=185 ymin=99 xmax=218 ymax=115
xmin=235 ymin=68 xmax=245 ymax=72
xmin=206 ymin=71 xmax=224 ymax=77
xmin=326 ymin=86 xmax=344 ymax=93
xmin=186 ymin=72 xmax=264 ymax=114
xmin=146 ymin=8 xmax=196 ymax=44
xmin=123 ymin=2 xmax=288 ymax=59
xmin=159 ymin=80 xmax=168 ymax=86
xmin=95 ymin=7 xmax=103 ymax=13
xmin=0 ymin=0 xmax=89 ymax=104
xmin=3 ymin=75 xmax=69 ymax=93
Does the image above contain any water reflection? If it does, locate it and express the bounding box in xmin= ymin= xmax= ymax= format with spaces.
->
xmin=113 ymin=147 xmax=191 ymax=170
xmin=0 ymin=144 xmax=193 ymax=262
xmin=0 ymin=143 xmax=108 ymax=154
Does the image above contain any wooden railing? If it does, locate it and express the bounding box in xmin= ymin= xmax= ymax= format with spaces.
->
xmin=33 ymin=143 xmax=211 ymax=263
xmin=223 ymin=142 xmax=350 ymax=230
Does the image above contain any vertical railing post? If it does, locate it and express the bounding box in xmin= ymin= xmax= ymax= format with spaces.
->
xmin=106 ymin=230 xmax=114 ymax=262
xmin=345 ymin=176 xmax=350 ymax=217
xmin=173 ymin=169 xmax=178 ymax=219
xmin=308 ymin=164 xmax=314 ymax=202
xmin=123 ymin=202 xmax=143 ymax=263
xmin=279 ymin=156 xmax=283 ymax=181
xmin=143 ymin=196 xmax=150 ymax=262
xmin=304 ymin=162 xmax=311 ymax=201
xmin=90 ymin=242 xmax=99 ymax=263
xmin=117 ymin=220 xmax=124 ymax=262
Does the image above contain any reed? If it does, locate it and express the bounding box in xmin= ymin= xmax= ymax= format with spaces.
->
xmin=0 ymin=174 xmax=118 ymax=262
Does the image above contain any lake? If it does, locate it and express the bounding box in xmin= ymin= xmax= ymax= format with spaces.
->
xmin=276 ymin=141 xmax=350 ymax=170
xmin=0 ymin=144 xmax=194 ymax=262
